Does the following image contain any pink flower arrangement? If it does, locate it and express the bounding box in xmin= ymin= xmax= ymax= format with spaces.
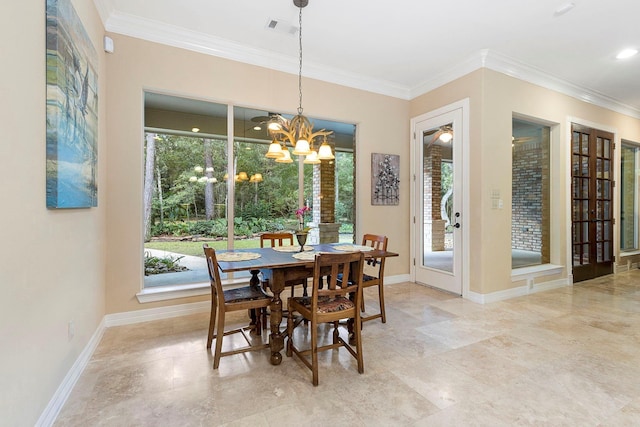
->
xmin=296 ymin=206 xmax=311 ymax=232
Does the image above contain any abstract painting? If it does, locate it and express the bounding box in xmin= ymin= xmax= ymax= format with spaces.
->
xmin=46 ymin=0 xmax=98 ymax=208
xmin=371 ymin=153 xmax=400 ymax=205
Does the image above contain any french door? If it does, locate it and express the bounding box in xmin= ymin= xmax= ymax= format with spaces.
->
xmin=571 ymin=123 xmax=615 ymax=282
xmin=412 ymin=103 xmax=466 ymax=295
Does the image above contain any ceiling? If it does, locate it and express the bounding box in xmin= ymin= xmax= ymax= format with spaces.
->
xmin=95 ymin=0 xmax=640 ymax=117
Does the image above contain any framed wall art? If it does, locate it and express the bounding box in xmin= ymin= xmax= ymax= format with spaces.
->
xmin=46 ymin=0 xmax=98 ymax=208
xmin=371 ymin=153 xmax=400 ymax=206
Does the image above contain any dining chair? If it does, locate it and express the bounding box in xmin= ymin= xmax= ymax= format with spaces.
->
xmin=286 ymin=251 xmax=365 ymax=386
xmin=359 ymin=234 xmax=389 ymax=323
xmin=260 ymin=232 xmax=309 ymax=298
xmin=203 ymin=244 xmax=272 ymax=369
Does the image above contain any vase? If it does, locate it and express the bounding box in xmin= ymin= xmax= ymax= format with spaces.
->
xmin=295 ymin=232 xmax=308 ymax=252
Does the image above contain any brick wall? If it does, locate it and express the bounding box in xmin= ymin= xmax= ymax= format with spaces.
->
xmin=512 ymin=138 xmax=550 ymax=261
xmin=424 ymin=145 xmax=445 ymax=251
xmin=311 ymin=142 xmax=339 ymax=244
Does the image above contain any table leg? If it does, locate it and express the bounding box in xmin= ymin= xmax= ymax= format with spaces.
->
xmin=246 ymin=269 xmax=262 ymax=331
xmin=249 ymin=269 xmax=261 ymax=288
xmin=268 ymin=269 xmax=285 ymax=365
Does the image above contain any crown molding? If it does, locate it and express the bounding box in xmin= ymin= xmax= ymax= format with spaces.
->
xmin=93 ymin=0 xmax=110 ymax=26
xmin=409 ymin=52 xmax=486 ymax=99
xmin=97 ymin=3 xmax=640 ymax=117
xmin=410 ymin=49 xmax=640 ymax=118
xmin=481 ymin=50 xmax=640 ymax=119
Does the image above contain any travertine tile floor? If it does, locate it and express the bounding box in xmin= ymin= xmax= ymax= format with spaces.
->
xmin=56 ymin=270 xmax=640 ymax=426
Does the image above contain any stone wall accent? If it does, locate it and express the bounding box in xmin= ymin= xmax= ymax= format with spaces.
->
xmin=311 ymin=142 xmax=339 ymax=244
xmin=512 ymin=138 xmax=550 ymax=263
xmin=424 ymin=145 xmax=445 ymax=251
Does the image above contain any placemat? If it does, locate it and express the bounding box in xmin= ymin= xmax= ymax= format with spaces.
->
xmin=332 ymin=244 xmax=374 ymax=252
xmin=216 ymin=252 xmax=261 ymax=262
xmin=272 ymin=245 xmax=314 ymax=252
xmin=292 ymin=251 xmax=320 ymax=261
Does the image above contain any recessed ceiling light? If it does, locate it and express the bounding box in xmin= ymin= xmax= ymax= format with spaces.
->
xmin=253 ymin=126 xmax=262 ymax=131
xmin=554 ymin=2 xmax=575 ymax=16
xmin=616 ymin=48 xmax=638 ymax=60
xmin=192 ymin=127 xmax=200 ymax=132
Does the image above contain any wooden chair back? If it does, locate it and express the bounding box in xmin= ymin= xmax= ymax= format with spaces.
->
xmin=360 ymin=234 xmax=389 ymax=323
xmin=311 ymin=251 xmax=365 ymax=322
xmin=204 ymin=244 xmax=224 ymax=312
xmin=362 ymin=233 xmax=388 ymax=280
xmin=260 ymin=232 xmax=294 ymax=248
xmin=203 ymin=244 xmax=271 ymax=368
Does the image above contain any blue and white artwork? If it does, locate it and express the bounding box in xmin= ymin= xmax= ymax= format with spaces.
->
xmin=46 ymin=0 xmax=98 ymax=208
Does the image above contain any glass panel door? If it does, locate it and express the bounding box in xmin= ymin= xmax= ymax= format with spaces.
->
xmin=571 ymin=123 xmax=614 ymax=282
xmin=414 ymin=107 xmax=463 ymax=295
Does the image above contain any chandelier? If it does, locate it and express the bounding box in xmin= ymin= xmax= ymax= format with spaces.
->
xmin=265 ymin=0 xmax=334 ymax=164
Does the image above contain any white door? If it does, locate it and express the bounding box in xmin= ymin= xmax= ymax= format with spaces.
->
xmin=412 ymin=102 xmax=467 ymax=295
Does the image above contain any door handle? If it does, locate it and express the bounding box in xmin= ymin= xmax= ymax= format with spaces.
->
xmin=453 ymin=212 xmax=461 ymax=229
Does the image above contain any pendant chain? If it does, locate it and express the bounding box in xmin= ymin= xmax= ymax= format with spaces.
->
xmin=297 ymin=6 xmax=303 ymax=115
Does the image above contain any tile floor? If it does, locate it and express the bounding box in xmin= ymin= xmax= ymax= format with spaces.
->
xmin=55 ymin=270 xmax=640 ymax=426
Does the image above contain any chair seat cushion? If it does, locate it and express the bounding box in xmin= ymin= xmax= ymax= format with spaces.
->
xmin=224 ymin=286 xmax=269 ymax=303
xmin=292 ymin=296 xmax=355 ymax=313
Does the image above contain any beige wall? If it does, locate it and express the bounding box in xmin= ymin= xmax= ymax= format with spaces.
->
xmin=411 ymin=68 xmax=640 ymax=294
xmin=0 ymin=0 xmax=106 ymax=424
xmin=105 ymin=34 xmax=410 ymax=314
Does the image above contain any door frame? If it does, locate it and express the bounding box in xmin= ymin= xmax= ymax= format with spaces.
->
xmin=410 ymin=98 xmax=470 ymax=298
xmin=566 ymin=117 xmax=619 ymax=283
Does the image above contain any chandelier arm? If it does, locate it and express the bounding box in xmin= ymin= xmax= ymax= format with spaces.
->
xmin=271 ymin=128 xmax=296 ymax=146
xmin=307 ymin=129 xmax=333 ymax=142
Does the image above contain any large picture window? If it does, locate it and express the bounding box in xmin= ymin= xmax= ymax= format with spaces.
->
xmin=142 ymin=93 xmax=355 ymax=289
xmin=511 ymin=117 xmax=551 ymax=268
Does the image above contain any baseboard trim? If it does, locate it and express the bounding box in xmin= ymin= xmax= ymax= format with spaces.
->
xmin=385 ymin=274 xmax=411 ymax=285
xmin=466 ymin=278 xmax=570 ymax=304
xmin=104 ymin=300 xmax=210 ymax=327
xmin=36 ymin=318 xmax=106 ymax=427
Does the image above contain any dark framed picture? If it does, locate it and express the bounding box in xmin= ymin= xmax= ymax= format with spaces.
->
xmin=46 ymin=0 xmax=98 ymax=208
xmin=371 ymin=153 xmax=400 ymax=205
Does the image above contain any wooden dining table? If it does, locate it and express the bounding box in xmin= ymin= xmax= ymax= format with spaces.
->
xmin=216 ymin=243 xmax=398 ymax=365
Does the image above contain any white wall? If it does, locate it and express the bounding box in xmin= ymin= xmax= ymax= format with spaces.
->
xmin=0 ymin=0 xmax=106 ymax=424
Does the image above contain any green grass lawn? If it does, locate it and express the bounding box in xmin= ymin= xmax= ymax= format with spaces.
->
xmin=145 ymin=233 xmax=354 ymax=257
xmin=144 ymin=239 xmax=261 ymax=257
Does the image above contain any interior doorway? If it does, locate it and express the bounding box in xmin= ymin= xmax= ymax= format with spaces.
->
xmin=571 ymin=123 xmax=615 ymax=282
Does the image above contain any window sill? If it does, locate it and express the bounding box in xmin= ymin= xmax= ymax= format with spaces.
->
xmin=511 ymin=264 xmax=564 ymax=281
xmin=620 ymin=250 xmax=640 ymax=258
xmin=136 ymin=277 xmax=250 ymax=303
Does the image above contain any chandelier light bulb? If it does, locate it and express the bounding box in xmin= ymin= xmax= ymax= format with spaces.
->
xmin=276 ymin=148 xmax=293 ymax=163
xmin=317 ymin=141 xmax=335 ymax=160
xmin=293 ymin=138 xmax=311 ymax=155
xmin=266 ymin=140 xmax=285 ymax=158
xmin=304 ymin=150 xmax=321 ymax=164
